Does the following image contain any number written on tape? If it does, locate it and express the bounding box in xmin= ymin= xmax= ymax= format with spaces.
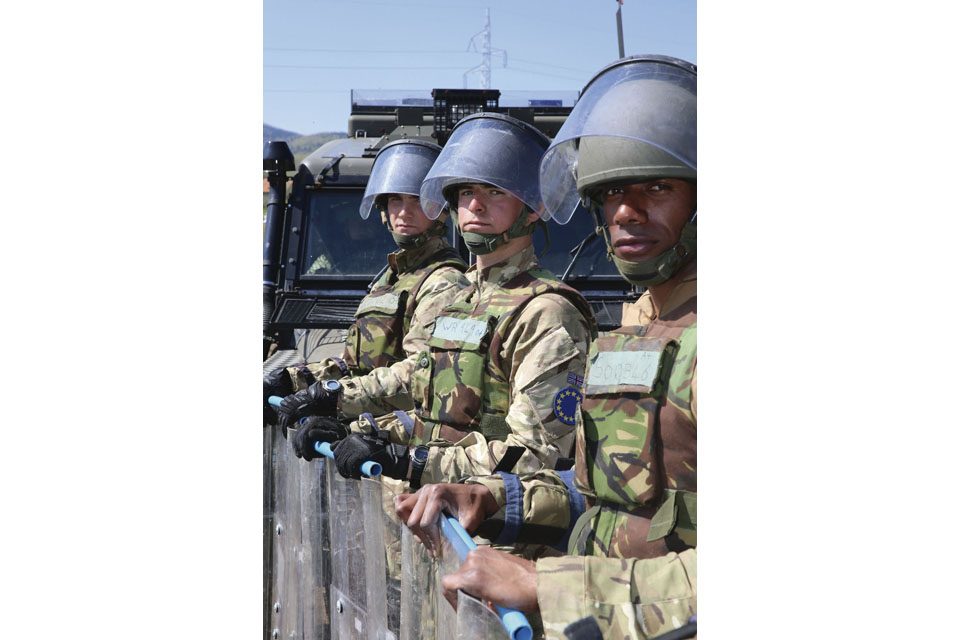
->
xmin=587 ymin=350 xmax=662 ymax=388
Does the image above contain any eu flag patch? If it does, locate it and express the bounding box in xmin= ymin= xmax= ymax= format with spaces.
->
xmin=554 ymin=387 xmax=583 ymax=425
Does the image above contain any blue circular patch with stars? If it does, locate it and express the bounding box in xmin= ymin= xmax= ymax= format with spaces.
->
xmin=554 ymin=387 xmax=583 ymax=425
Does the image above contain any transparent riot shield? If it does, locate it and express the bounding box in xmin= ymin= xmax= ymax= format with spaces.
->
xmin=361 ymin=477 xmax=405 ymax=640
xmin=456 ymin=592 xmax=517 ymax=640
xmin=264 ymin=349 xmax=335 ymax=640
xmin=265 ymin=422 xmax=300 ymax=639
xmin=299 ymin=457 xmax=331 ymax=639
xmin=327 ymin=461 xmax=372 ymax=640
xmin=265 ymin=422 xmax=332 ymax=640
xmin=263 ymin=423 xmax=278 ymax=640
xmin=399 ymin=525 xmax=438 ymax=640
xmin=399 ymin=520 xmax=517 ymax=640
xmin=436 ymin=532 xmax=463 ymax=639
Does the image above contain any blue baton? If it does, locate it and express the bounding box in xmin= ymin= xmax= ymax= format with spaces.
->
xmin=440 ymin=515 xmax=533 ymax=640
xmin=268 ymin=396 xmax=381 ymax=477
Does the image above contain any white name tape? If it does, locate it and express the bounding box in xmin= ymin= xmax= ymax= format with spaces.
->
xmin=432 ymin=316 xmax=488 ymax=344
xmin=588 ymin=350 xmax=661 ymax=388
xmin=355 ymin=293 xmax=400 ymax=315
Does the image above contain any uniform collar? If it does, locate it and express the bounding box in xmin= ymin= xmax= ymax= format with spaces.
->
xmin=465 ymin=244 xmax=538 ymax=293
xmin=388 ymin=236 xmax=449 ymax=274
xmin=625 ymin=260 xmax=697 ymax=326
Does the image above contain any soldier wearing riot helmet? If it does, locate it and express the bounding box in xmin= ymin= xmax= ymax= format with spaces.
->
xmin=330 ymin=113 xmax=598 ymax=500
xmin=263 ymin=139 xmax=470 ymax=458
xmin=395 ymin=56 xmax=697 ymax=639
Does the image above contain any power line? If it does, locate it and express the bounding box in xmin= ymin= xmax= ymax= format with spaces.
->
xmin=495 ymin=7 xmax=609 ymax=35
xmin=510 ymin=56 xmax=594 ymax=74
xmin=264 ymin=90 xmax=345 ymax=94
xmin=308 ymin=0 xmax=478 ymax=9
xmin=501 ymin=66 xmax=585 ymax=81
xmin=265 ymin=47 xmax=471 ymax=54
xmin=264 ymin=49 xmax=590 ymax=73
xmin=265 ymin=64 xmax=468 ymax=70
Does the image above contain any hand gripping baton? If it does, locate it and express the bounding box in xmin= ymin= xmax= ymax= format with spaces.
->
xmin=440 ymin=514 xmax=533 ymax=640
xmin=268 ymin=396 xmax=381 ymax=476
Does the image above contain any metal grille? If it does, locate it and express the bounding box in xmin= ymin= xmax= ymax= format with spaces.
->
xmin=431 ymin=89 xmax=500 ymax=145
xmin=276 ymin=298 xmax=315 ymax=324
xmin=306 ymin=300 xmax=360 ymax=324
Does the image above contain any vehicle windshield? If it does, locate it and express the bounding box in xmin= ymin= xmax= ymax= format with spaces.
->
xmin=534 ymin=211 xmax=621 ymax=281
xmin=301 ymin=188 xmax=618 ymax=281
xmin=301 ymin=189 xmax=455 ymax=278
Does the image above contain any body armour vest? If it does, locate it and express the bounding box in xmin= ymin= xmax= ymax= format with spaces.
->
xmin=569 ymin=292 xmax=697 ymax=560
xmin=341 ymin=243 xmax=466 ymax=376
xmin=409 ymin=267 xmax=596 ymax=443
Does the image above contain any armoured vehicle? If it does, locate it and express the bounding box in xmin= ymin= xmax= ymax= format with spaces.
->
xmin=262 ymin=88 xmax=638 ymax=640
xmin=263 ymin=88 xmax=635 ymax=366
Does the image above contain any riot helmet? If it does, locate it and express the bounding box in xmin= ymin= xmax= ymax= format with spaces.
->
xmin=539 ymin=55 xmax=697 ymax=286
xmin=420 ymin=113 xmax=550 ymax=255
xmin=359 ymin=139 xmax=447 ymax=250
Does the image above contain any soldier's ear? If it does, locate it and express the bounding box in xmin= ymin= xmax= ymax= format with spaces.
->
xmin=524 ymin=210 xmax=540 ymax=225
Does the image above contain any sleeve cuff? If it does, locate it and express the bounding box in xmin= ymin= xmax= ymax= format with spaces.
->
xmin=491 ymin=471 xmax=523 ymax=546
xmin=554 ymin=470 xmax=586 ymax=552
xmin=392 ymin=410 xmax=416 ymax=437
xmin=463 ymin=475 xmax=508 ymax=511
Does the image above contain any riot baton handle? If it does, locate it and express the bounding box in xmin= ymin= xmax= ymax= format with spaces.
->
xmin=440 ymin=515 xmax=533 ymax=640
xmin=267 ymin=396 xmax=381 ymax=477
xmin=315 ymin=441 xmax=382 ymax=477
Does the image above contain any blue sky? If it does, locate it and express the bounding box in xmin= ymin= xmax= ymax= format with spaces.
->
xmin=264 ymin=0 xmax=696 ymax=134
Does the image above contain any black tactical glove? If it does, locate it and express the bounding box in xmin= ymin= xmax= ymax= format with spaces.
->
xmin=263 ymin=367 xmax=294 ymax=427
xmin=276 ymin=379 xmax=341 ymax=433
xmin=332 ymin=433 xmax=409 ymax=480
xmin=291 ymin=416 xmax=349 ymax=461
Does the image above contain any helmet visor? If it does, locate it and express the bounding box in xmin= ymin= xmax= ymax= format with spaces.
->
xmin=540 ymin=58 xmax=697 ymax=224
xmin=359 ymin=140 xmax=440 ymax=219
xmin=420 ymin=114 xmax=549 ymax=220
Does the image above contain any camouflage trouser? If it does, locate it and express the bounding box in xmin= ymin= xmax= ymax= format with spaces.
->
xmin=536 ymin=550 xmax=696 ymax=640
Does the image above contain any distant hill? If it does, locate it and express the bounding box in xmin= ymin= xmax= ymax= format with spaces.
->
xmin=263 ymin=125 xmax=349 ymax=167
xmin=287 ymin=132 xmax=348 ymax=158
xmin=263 ymin=124 xmax=301 ymax=143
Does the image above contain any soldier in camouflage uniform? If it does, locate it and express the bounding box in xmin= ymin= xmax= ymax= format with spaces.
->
xmin=263 ymin=139 xmax=470 ymax=449
xmin=395 ymin=56 xmax=698 ymax=639
xmin=330 ymin=113 xmax=597 ymax=496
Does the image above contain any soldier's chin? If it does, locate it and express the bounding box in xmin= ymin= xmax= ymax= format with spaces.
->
xmin=614 ymin=244 xmax=660 ymax=261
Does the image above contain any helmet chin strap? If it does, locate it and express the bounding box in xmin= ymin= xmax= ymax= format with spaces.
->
xmin=587 ymin=199 xmax=697 ymax=287
xmin=449 ymin=205 xmax=542 ymax=255
xmin=381 ymin=210 xmax=448 ymax=250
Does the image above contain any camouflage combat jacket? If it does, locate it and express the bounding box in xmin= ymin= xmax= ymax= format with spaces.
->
xmin=351 ymin=245 xmax=596 ymax=486
xmin=570 ymin=262 xmax=697 ymax=561
xmin=287 ymin=238 xmax=468 ymax=412
xmin=464 ymin=263 xmax=697 ymax=639
xmin=536 ymin=548 xmax=696 ymax=640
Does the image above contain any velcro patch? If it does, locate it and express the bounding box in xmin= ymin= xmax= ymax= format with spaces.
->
xmin=587 ymin=350 xmax=661 ymax=388
xmin=355 ymin=293 xmax=400 ymax=315
xmin=432 ymin=316 xmax=488 ymax=345
xmin=554 ymin=387 xmax=583 ymax=425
